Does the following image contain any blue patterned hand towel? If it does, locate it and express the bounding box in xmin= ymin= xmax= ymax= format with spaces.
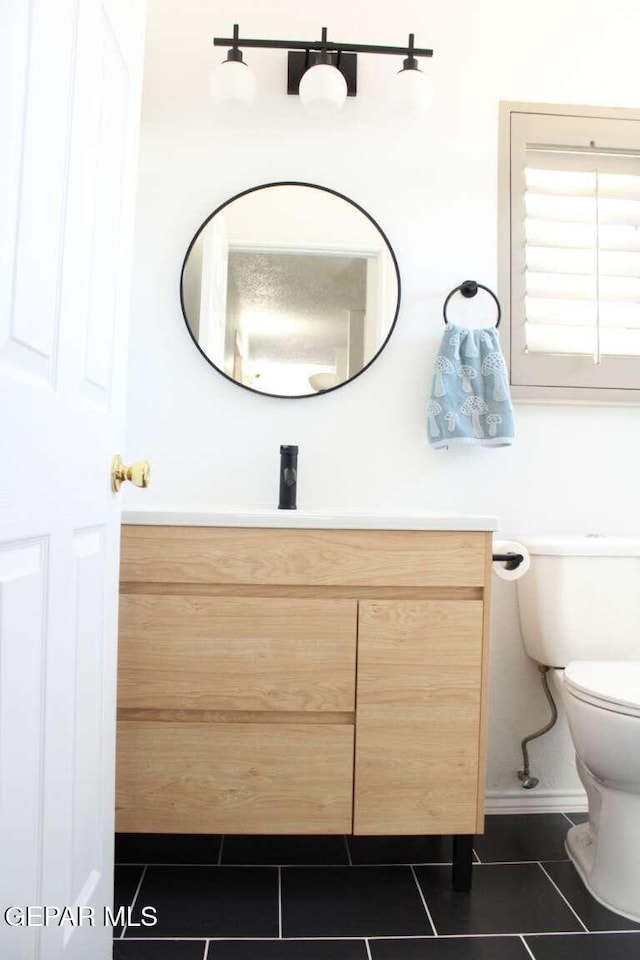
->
xmin=427 ymin=324 xmax=514 ymax=448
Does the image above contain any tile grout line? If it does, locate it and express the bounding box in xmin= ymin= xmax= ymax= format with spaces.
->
xmin=217 ymin=836 xmax=224 ymax=865
xmin=520 ymin=933 xmax=536 ymax=960
xmin=115 ymin=937 xmax=217 ymax=942
xmin=277 ymin=865 xmax=282 ymax=938
xmin=520 ymin=933 xmax=538 ymax=959
xmin=537 ymin=861 xmax=589 ymax=932
xmin=472 ymin=858 xmax=570 ymax=866
xmin=120 ymin=864 xmax=148 ymax=939
xmin=344 ymin=835 xmax=353 ymax=865
xmin=518 ymin=930 xmax=640 ymax=939
xmin=409 ymin=864 xmax=438 ymax=937
xmin=113 ymin=931 xmax=640 ymax=943
xmin=116 ymin=857 xmax=562 ymax=868
xmin=203 ymin=939 xmax=210 ymax=960
xmin=364 ymin=936 xmax=373 ymax=959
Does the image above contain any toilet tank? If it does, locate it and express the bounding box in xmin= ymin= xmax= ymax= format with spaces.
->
xmin=516 ymin=536 xmax=640 ymax=667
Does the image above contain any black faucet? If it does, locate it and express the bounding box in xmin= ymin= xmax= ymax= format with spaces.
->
xmin=278 ymin=445 xmax=298 ymax=510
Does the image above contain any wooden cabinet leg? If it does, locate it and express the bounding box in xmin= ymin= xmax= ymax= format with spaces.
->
xmin=452 ymin=834 xmax=474 ymax=891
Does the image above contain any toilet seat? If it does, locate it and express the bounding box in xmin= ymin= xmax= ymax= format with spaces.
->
xmin=564 ymin=661 xmax=640 ymax=718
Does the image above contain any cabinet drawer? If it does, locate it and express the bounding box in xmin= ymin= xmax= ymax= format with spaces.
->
xmin=116 ymin=721 xmax=354 ymax=834
xmin=118 ymin=595 xmax=357 ymax=711
xmin=121 ymin=526 xmax=489 ymax=588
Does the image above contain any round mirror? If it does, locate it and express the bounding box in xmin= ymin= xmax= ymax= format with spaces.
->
xmin=180 ymin=182 xmax=401 ymax=398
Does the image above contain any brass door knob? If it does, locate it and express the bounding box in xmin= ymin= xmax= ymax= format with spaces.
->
xmin=111 ymin=455 xmax=151 ymax=493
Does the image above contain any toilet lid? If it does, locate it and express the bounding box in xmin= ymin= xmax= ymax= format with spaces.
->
xmin=564 ymin=661 xmax=640 ymax=717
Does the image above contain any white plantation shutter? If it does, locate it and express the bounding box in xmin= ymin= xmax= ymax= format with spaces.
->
xmin=503 ymin=106 xmax=640 ymax=401
xmin=524 ymin=157 xmax=640 ymax=358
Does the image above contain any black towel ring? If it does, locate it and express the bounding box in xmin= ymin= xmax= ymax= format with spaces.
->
xmin=443 ymin=280 xmax=501 ymax=328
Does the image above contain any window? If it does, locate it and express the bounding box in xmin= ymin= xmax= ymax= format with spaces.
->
xmin=499 ymin=102 xmax=640 ymax=403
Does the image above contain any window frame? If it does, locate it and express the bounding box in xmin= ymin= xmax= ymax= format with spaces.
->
xmin=498 ymin=101 xmax=640 ymax=404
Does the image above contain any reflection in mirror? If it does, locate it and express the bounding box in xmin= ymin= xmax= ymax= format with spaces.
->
xmin=180 ymin=183 xmax=400 ymax=398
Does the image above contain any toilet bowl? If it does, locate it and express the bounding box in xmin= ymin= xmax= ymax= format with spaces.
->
xmin=558 ymin=661 xmax=640 ymax=921
xmin=515 ymin=537 xmax=640 ymax=922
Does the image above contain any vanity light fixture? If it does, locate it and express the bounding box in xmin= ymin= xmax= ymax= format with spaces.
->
xmin=210 ymin=25 xmax=434 ymax=113
xmin=209 ymin=24 xmax=257 ymax=106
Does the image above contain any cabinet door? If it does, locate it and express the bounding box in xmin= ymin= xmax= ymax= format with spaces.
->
xmin=353 ymin=600 xmax=484 ymax=835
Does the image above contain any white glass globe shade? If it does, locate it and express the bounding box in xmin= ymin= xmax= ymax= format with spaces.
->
xmin=208 ymin=59 xmax=256 ymax=107
xmin=392 ymin=66 xmax=434 ymax=114
xmin=298 ymin=63 xmax=347 ymax=113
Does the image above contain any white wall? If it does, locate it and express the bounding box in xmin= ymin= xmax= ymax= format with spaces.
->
xmin=125 ymin=0 xmax=640 ymax=806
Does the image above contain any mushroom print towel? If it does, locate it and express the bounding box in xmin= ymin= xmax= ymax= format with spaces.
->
xmin=427 ymin=324 xmax=515 ymax=448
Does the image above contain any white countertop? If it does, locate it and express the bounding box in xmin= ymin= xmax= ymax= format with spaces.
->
xmin=121 ymin=505 xmax=498 ymax=532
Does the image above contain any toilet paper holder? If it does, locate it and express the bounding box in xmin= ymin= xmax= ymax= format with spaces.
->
xmin=492 ymin=551 xmax=524 ymax=570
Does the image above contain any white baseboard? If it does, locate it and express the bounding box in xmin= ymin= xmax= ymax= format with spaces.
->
xmin=484 ymin=788 xmax=588 ymax=815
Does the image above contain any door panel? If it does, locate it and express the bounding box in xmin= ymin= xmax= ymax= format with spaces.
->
xmin=3 ymin=0 xmax=77 ymax=379
xmin=71 ymin=528 xmax=106 ymax=895
xmin=82 ymin=17 xmax=129 ymax=400
xmin=0 ymin=540 xmax=47 ymax=959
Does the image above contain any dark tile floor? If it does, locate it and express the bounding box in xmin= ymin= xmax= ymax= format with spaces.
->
xmin=113 ymin=813 xmax=640 ymax=959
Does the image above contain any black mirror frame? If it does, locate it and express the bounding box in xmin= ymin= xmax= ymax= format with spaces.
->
xmin=179 ymin=181 xmax=401 ymax=399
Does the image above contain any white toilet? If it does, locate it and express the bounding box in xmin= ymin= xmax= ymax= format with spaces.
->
xmin=516 ymin=536 xmax=640 ymax=922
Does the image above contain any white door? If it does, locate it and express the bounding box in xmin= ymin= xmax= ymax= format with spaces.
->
xmin=0 ymin=1 xmax=146 ymax=958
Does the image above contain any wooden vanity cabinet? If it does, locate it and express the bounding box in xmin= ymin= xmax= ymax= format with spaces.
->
xmin=116 ymin=525 xmax=492 ymax=841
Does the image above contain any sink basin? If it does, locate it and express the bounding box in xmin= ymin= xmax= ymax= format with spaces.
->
xmin=121 ymin=505 xmax=498 ymax=531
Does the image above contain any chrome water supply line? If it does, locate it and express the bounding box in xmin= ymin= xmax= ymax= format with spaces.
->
xmin=518 ymin=664 xmax=559 ymax=789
